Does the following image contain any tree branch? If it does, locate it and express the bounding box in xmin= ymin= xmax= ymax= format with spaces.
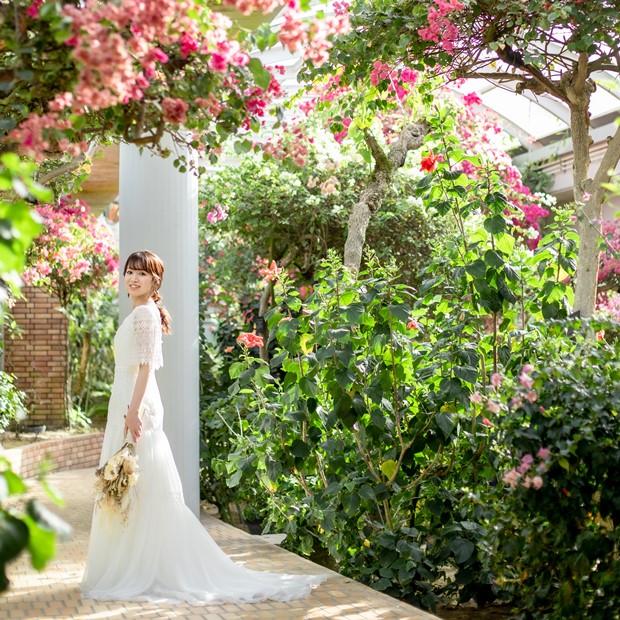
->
xmin=36 ymin=155 xmax=87 ymax=185
xmin=344 ymin=121 xmax=429 ymax=273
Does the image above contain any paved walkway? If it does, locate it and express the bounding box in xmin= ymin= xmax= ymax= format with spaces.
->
xmin=1 ymin=468 xmax=441 ymax=620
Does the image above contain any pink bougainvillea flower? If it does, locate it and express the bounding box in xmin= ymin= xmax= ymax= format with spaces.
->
xmin=406 ymin=319 xmax=419 ymax=330
xmin=490 ymin=373 xmax=502 ymax=389
xmin=161 ymin=98 xmax=189 ymax=124
xmin=481 ymin=417 xmax=493 ymax=427
xmin=463 ymin=92 xmax=482 ymax=106
xmin=518 ymin=372 xmax=534 ymax=389
xmin=236 ymin=332 xmax=264 ymax=348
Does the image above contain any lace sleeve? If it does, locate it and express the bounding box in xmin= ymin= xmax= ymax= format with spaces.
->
xmin=129 ymin=305 xmax=163 ymax=370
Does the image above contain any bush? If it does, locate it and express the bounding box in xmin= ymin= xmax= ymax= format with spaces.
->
xmin=0 ymin=371 xmax=27 ymax=431
xmin=490 ymin=328 xmax=620 ymax=619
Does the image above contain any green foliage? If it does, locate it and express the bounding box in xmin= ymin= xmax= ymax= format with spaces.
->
xmin=67 ymin=286 xmax=117 ymax=417
xmin=210 ymin=252 xmax=499 ymax=608
xmin=0 ymin=458 xmax=71 ymax=592
xmin=327 ymin=0 xmax=620 ymax=85
xmin=0 ymin=154 xmax=51 ymax=291
xmin=490 ymin=330 xmax=620 ymax=619
xmin=199 ymin=154 xmax=439 ymax=293
xmin=0 ymin=371 xmax=27 ymax=431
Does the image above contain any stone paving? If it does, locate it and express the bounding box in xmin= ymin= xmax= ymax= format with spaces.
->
xmin=1 ymin=468 xmax=441 ymax=620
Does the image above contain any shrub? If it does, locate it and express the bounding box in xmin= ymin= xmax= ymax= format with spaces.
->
xmin=0 ymin=371 xmax=27 ymax=431
xmin=490 ymin=328 xmax=620 ymax=620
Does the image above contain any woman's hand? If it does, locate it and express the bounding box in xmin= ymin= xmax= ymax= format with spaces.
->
xmin=124 ymin=407 xmax=143 ymax=443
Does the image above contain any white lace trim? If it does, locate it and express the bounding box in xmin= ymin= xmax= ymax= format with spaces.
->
xmin=129 ymin=304 xmax=163 ymax=370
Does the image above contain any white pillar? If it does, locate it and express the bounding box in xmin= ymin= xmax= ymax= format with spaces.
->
xmin=119 ymin=138 xmax=200 ymax=515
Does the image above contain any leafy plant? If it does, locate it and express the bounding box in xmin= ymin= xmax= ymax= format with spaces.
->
xmin=489 ymin=328 xmax=620 ymax=619
xmin=0 ymin=458 xmax=71 ymax=592
xmin=0 ymin=371 xmax=27 ymax=431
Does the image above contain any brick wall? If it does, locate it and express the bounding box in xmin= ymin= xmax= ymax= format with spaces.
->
xmin=4 ymin=432 xmax=104 ymax=479
xmin=4 ymin=285 xmax=68 ymax=428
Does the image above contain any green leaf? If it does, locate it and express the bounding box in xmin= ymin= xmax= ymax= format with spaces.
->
xmin=494 ymin=233 xmax=515 ymax=255
xmin=299 ymin=377 xmax=317 ymax=398
xmin=359 ymin=484 xmax=376 ymax=501
xmin=388 ymin=304 xmax=410 ymax=323
xmin=247 ymin=57 xmax=272 ymax=91
xmin=451 ymin=538 xmax=475 ymax=564
xmin=27 ymin=501 xmax=71 ymax=541
xmin=0 ymin=512 xmax=29 ymax=565
xmin=290 ymin=439 xmax=311 ymax=459
xmin=483 ymin=215 xmax=506 ymax=235
xmin=465 ymin=259 xmax=486 ymax=279
xmin=1 ymin=471 xmax=27 ymax=497
xmin=453 ymin=366 xmax=478 ymax=384
xmin=435 ymin=412 xmax=455 ymax=438
xmin=22 ymin=515 xmax=55 ymax=571
xmin=381 ymin=459 xmax=398 ymax=480
xmin=233 ymin=139 xmax=253 ymax=155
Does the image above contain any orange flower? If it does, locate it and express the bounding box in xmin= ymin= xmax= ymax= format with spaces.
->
xmin=236 ymin=332 xmax=264 ymax=348
xmin=258 ymin=260 xmax=282 ymax=282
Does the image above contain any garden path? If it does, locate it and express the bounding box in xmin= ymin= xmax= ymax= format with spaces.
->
xmin=2 ymin=468 xmax=442 ymax=620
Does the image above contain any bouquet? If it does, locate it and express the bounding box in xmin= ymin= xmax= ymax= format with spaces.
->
xmin=94 ymin=440 xmax=139 ymax=525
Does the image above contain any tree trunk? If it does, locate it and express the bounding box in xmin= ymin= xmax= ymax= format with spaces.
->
xmin=570 ymin=76 xmax=620 ymax=316
xmin=570 ymin=92 xmax=597 ymax=317
xmin=343 ymin=121 xmax=429 ymax=273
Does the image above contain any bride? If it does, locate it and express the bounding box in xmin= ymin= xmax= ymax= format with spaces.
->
xmin=81 ymin=250 xmax=325 ymax=604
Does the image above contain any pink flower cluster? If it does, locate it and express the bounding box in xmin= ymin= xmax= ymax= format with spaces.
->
xmin=369 ymin=62 xmax=418 ymax=100
xmin=418 ymin=0 xmax=464 ymax=52
xmin=277 ymin=1 xmax=350 ymax=67
xmin=598 ymin=218 xmax=620 ymax=286
xmin=262 ymin=122 xmax=311 ymax=167
xmin=205 ymin=203 xmax=229 ymax=224
xmin=23 ymin=198 xmax=119 ymax=302
xmin=596 ymin=291 xmax=620 ymax=321
xmin=162 ymin=98 xmax=189 ymax=124
xmin=503 ymin=447 xmax=550 ymax=490
xmin=320 ymin=177 xmax=340 ymax=195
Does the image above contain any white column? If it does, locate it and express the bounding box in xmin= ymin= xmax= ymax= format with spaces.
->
xmin=119 ymin=138 xmax=200 ymax=516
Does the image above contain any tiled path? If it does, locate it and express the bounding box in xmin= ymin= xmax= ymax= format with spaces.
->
xmin=2 ymin=468 xmax=441 ymax=620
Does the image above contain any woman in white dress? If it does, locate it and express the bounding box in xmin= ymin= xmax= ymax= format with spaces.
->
xmin=81 ymin=250 xmax=325 ymax=604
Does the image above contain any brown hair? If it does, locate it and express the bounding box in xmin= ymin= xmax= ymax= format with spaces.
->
xmin=123 ymin=250 xmax=171 ymax=334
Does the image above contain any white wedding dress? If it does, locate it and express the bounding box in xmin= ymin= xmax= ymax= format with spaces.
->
xmin=81 ymin=300 xmax=325 ymax=604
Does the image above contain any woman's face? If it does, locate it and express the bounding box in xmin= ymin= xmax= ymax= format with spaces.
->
xmin=124 ymin=267 xmax=154 ymax=301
